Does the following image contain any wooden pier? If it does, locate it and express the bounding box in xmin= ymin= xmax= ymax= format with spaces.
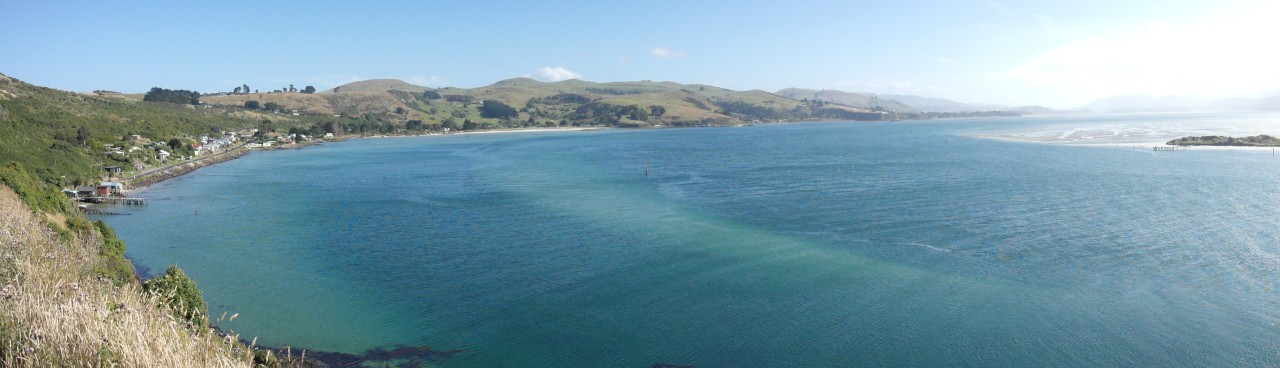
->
xmin=83 ymin=196 xmax=146 ymax=205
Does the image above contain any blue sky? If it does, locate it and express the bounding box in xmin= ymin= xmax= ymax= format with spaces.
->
xmin=2 ymin=0 xmax=1275 ymax=108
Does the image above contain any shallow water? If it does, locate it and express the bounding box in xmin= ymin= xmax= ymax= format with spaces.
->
xmin=100 ymin=113 xmax=1280 ymax=366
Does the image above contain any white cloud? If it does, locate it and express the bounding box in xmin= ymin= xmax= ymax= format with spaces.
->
xmin=650 ymin=47 xmax=685 ymax=59
xmin=526 ymin=67 xmax=582 ymax=82
xmin=1001 ymin=2 xmax=1280 ymax=101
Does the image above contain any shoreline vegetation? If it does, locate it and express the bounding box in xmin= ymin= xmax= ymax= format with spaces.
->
xmin=1166 ymin=134 xmax=1280 ymax=147
xmin=128 ymin=126 xmax=604 ymax=190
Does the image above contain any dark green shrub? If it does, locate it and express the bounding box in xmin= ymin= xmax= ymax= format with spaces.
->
xmin=142 ymin=265 xmax=208 ymax=329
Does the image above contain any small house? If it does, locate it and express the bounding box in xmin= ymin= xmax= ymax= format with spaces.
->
xmin=76 ymin=186 xmax=96 ymax=197
xmin=104 ymin=166 xmax=123 ymax=175
xmin=157 ymin=150 xmax=171 ymax=160
xmin=96 ymin=182 xmax=123 ymax=196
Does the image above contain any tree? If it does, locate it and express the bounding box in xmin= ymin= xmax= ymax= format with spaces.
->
xmin=649 ymin=105 xmax=666 ymax=117
xmin=422 ymin=90 xmax=442 ymax=100
xmin=406 ymin=120 xmax=423 ymax=130
xmin=76 ymin=126 xmax=90 ymax=146
xmin=233 ymin=86 xmax=242 ymax=95
xmin=243 ymin=84 xmax=250 ymax=95
xmin=629 ymin=107 xmax=650 ymax=121
xmin=395 ymin=107 xmax=406 ymax=116
xmin=322 ymin=121 xmax=343 ymax=135
xmin=288 ymin=84 xmax=296 ymax=93
xmin=442 ymin=118 xmax=458 ymax=130
xmin=303 ymin=85 xmax=316 ymax=94
xmin=143 ymin=265 xmax=208 ymax=329
xmin=243 ymin=100 xmax=260 ymax=109
xmin=167 ymin=138 xmax=182 ymax=150
xmin=263 ymin=102 xmax=280 ymax=111
xmin=479 ymin=100 xmax=518 ymax=119
xmin=462 ymin=119 xmax=477 ymax=130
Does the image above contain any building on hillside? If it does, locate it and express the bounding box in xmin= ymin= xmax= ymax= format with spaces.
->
xmin=76 ymin=186 xmax=96 ymax=197
xmin=104 ymin=166 xmax=123 ymax=176
xmin=157 ymin=150 xmax=171 ymax=160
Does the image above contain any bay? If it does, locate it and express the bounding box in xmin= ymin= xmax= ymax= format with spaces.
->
xmin=99 ymin=113 xmax=1280 ymax=366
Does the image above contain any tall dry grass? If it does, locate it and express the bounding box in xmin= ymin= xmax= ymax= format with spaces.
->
xmin=0 ymin=186 xmax=254 ymax=367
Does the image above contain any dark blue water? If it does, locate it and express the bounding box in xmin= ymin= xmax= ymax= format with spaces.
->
xmin=100 ymin=114 xmax=1280 ymax=366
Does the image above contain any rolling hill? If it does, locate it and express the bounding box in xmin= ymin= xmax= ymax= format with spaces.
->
xmin=205 ymin=78 xmax=893 ymax=129
xmin=775 ymin=88 xmax=918 ymax=113
xmin=330 ymin=79 xmax=430 ymax=93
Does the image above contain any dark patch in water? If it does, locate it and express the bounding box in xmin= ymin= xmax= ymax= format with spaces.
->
xmin=131 ymin=261 xmax=153 ymax=280
xmin=300 ymin=346 xmax=467 ymax=367
xmin=242 ymin=340 xmax=466 ymax=368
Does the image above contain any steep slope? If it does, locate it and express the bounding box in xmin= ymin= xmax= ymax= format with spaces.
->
xmin=0 ymin=73 xmax=259 ymax=185
xmin=0 ymin=168 xmax=254 ymax=367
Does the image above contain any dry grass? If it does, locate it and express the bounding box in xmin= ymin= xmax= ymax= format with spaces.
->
xmin=0 ymin=186 xmax=253 ymax=367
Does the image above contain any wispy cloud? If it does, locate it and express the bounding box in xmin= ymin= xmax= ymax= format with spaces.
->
xmin=1000 ymin=2 xmax=1280 ymax=99
xmin=650 ymin=47 xmax=685 ymax=59
xmin=987 ymin=2 xmax=1052 ymax=23
xmin=987 ymin=1 xmax=1019 ymax=17
xmin=525 ymin=67 xmax=582 ymax=82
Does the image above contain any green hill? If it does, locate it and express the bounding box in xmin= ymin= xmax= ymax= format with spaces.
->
xmin=775 ymin=88 xmax=919 ymax=113
xmin=1 ymin=72 xmax=905 ymax=186
xmin=0 ymin=73 xmax=262 ymax=186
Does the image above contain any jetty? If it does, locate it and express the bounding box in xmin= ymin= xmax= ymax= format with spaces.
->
xmin=82 ymin=196 xmax=146 ymax=205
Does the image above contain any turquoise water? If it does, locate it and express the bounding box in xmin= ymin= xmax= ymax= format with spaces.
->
xmin=100 ymin=114 xmax=1280 ymax=366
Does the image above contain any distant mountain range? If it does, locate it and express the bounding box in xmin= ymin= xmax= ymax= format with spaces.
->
xmin=774 ymin=88 xmax=1054 ymax=114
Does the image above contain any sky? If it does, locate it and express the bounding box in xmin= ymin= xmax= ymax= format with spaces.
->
xmin=2 ymin=0 xmax=1277 ymax=108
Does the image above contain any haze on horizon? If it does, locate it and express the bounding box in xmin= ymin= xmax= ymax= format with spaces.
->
xmin=2 ymin=0 xmax=1276 ymax=109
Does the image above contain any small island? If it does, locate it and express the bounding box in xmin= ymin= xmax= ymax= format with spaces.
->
xmin=1167 ymin=135 xmax=1280 ymax=147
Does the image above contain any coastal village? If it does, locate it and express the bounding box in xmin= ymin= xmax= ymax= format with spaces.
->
xmin=63 ymin=127 xmax=334 ymax=212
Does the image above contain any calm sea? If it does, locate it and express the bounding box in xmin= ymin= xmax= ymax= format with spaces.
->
xmin=99 ymin=113 xmax=1280 ymax=367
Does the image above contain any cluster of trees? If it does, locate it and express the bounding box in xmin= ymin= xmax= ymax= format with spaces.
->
xmin=143 ymin=87 xmax=201 ymax=105
xmin=585 ymin=87 xmax=645 ymax=95
xmin=569 ymin=102 xmax=652 ymax=125
xmin=716 ymin=100 xmax=796 ymax=120
xmin=444 ymin=94 xmax=474 ymax=103
xmin=237 ymin=84 xmax=315 ymax=94
xmin=479 ymin=100 xmax=518 ymax=119
xmin=529 ymin=93 xmax=593 ymax=105
xmin=52 ymin=126 xmax=92 ymax=147
xmin=242 ymin=100 xmax=283 ymax=112
xmin=1167 ymin=134 xmax=1280 ymax=147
